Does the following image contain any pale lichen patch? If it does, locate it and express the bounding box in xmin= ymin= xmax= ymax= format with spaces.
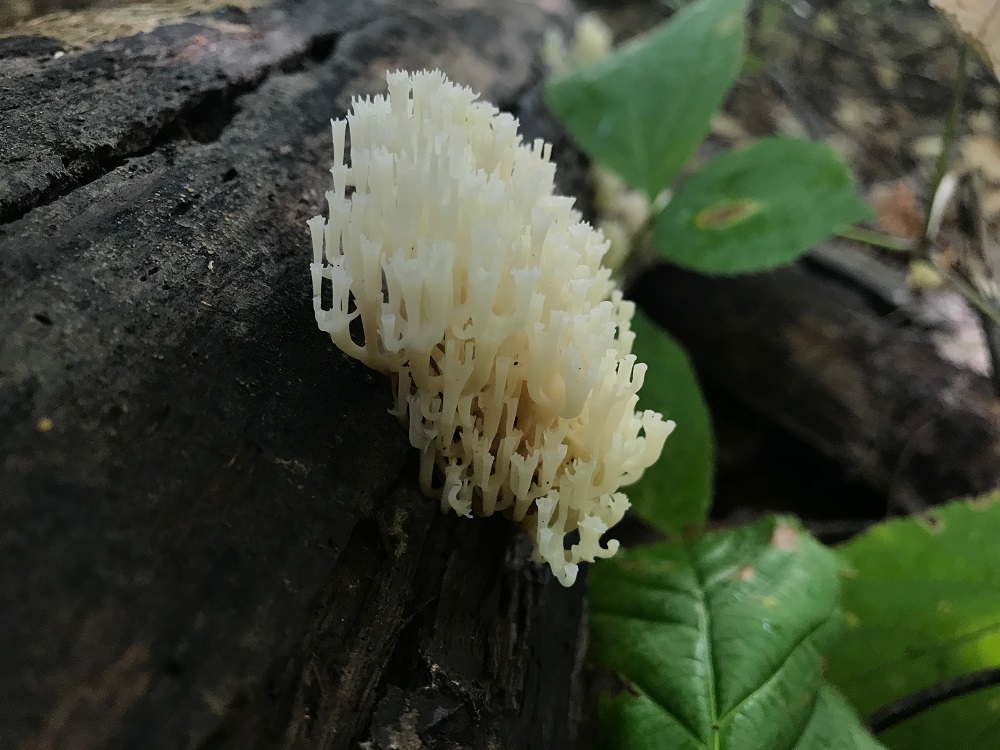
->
xmin=0 ymin=1 xmax=271 ymax=49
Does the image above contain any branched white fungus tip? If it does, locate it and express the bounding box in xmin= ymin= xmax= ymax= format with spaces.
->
xmin=309 ymin=70 xmax=673 ymax=586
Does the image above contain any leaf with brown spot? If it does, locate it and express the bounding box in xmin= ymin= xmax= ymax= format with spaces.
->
xmin=694 ymin=199 xmax=761 ymax=229
xmin=653 ymin=138 xmax=871 ymax=274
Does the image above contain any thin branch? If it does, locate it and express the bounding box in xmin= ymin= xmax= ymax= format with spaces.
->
xmin=918 ymin=43 xmax=970 ymax=255
xmin=955 ymin=170 xmax=1000 ymax=393
xmin=983 ymin=317 xmax=1000 ymax=394
xmin=934 ymin=263 xmax=1000 ymax=328
xmin=869 ymin=667 xmax=1000 ymax=734
xmin=832 ymin=225 xmax=1000 ymax=326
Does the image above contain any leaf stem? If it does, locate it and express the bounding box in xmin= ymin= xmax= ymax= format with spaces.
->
xmin=835 ymin=226 xmax=912 ymax=253
xmin=917 ymin=43 xmax=969 ymax=254
xmin=868 ymin=667 xmax=1000 ymax=734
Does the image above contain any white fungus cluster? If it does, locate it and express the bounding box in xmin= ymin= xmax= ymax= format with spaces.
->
xmin=309 ymin=70 xmax=672 ymax=586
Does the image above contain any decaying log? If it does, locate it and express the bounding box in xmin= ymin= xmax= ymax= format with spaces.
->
xmin=7 ymin=0 xmax=997 ymax=746
xmin=633 ymin=244 xmax=1000 ymax=514
xmin=0 ymin=1 xmax=587 ymax=748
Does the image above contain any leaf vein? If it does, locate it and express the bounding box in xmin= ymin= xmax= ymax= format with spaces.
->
xmin=618 ymin=673 xmax=710 ymax=750
xmin=715 ymin=615 xmax=832 ymax=732
xmin=686 ymin=546 xmax=722 ymax=750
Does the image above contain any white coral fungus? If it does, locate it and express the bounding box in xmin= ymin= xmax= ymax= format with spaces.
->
xmin=309 ymin=70 xmax=672 ymax=586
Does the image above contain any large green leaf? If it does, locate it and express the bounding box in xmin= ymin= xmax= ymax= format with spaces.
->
xmin=826 ymin=492 xmax=1000 ymax=750
xmin=652 ymin=137 xmax=872 ymax=274
xmin=545 ymin=0 xmax=745 ymax=200
xmin=590 ymin=516 xmax=882 ymax=749
xmin=628 ymin=309 xmax=714 ymax=535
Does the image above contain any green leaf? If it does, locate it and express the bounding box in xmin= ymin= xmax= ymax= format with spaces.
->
xmin=545 ymin=0 xmax=746 ymax=200
xmin=628 ymin=310 xmax=714 ymax=535
xmin=591 ymin=517 xmax=880 ymax=749
xmin=652 ymin=137 xmax=872 ymax=274
xmin=795 ymin=687 xmax=887 ymax=750
xmin=826 ymin=492 xmax=1000 ymax=750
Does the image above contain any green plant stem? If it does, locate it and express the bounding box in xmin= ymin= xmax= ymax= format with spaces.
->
xmin=836 ymin=226 xmax=911 ymax=253
xmin=918 ymin=43 xmax=969 ymax=254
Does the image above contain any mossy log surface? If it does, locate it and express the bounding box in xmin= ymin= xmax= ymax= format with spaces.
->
xmin=0 ymin=1 xmax=587 ymax=749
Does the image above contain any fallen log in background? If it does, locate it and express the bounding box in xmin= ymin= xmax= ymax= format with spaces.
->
xmin=633 ymin=244 xmax=1000 ymax=517
xmin=0 ymin=1 xmax=588 ymax=748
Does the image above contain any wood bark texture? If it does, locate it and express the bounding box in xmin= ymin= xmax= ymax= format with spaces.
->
xmin=0 ymin=1 xmax=588 ymax=749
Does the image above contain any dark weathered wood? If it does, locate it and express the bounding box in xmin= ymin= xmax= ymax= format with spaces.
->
xmin=633 ymin=246 xmax=1000 ymax=514
xmin=0 ymin=1 xmax=586 ymax=748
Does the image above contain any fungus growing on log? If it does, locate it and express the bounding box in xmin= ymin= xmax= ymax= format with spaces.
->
xmin=309 ymin=70 xmax=672 ymax=586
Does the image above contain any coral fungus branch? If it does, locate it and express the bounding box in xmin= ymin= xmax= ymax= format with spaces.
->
xmin=309 ymin=70 xmax=671 ymax=586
